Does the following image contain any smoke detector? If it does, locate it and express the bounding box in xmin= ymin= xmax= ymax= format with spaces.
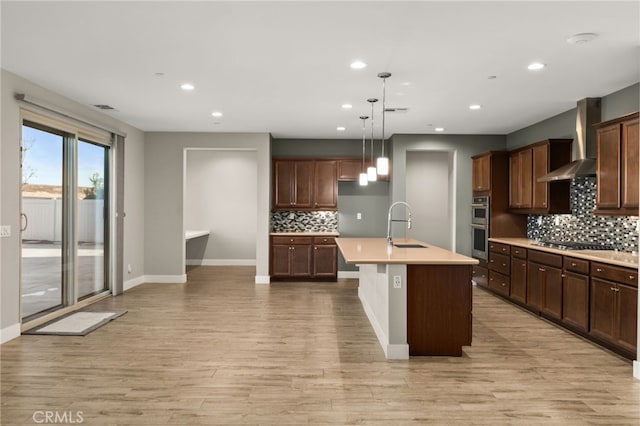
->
xmin=93 ymin=104 xmax=116 ymax=111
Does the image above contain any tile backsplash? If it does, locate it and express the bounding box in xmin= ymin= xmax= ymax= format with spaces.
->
xmin=527 ymin=177 xmax=638 ymax=253
xmin=271 ymin=211 xmax=338 ymax=232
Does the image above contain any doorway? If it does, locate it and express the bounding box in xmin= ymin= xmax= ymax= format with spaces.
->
xmin=20 ymin=117 xmax=111 ymax=321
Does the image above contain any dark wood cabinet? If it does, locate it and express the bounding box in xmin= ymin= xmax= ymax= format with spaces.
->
xmin=313 ymin=160 xmax=338 ymax=209
xmin=337 ymin=158 xmax=390 ymax=182
xmin=509 ymin=148 xmax=532 ymax=208
xmin=472 ymin=153 xmax=491 ymax=193
xmin=541 ymin=265 xmax=563 ymax=320
xmin=270 ymin=235 xmax=337 ymax=281
xmin=510 ymin=256 xmax=527 ymax=304
xmin=510 ymin=139 xmax=572 ymax=214
xmin=472 ymin=264 xmax=488 ymax=288
xmin=312 ymin=236 xmax=337 ymax=278
xmin=590 ymin=262 xmax=638 ymax=355
xmin=527 ymin=250 xmax=563 ymax=317
xmin=526 ymin=261 xmax=543 ymax=310
xmin=273 ymin=159 xmax=337 ymax=210
xmin=595 ymin=113 xmax=639 ymax=215
xmin=562 ymin=257 xmax=590 ymax=332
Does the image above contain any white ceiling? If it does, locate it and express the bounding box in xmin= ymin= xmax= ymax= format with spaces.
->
xmin=2 ymin=1 xmax=639 ymax=139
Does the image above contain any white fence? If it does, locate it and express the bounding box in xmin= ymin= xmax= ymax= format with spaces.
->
xmin=21 ymin=198 xmax=104 ymax=243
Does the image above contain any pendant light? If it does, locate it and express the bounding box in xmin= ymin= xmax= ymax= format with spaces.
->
xmin=376 ymin=72 xmax=391 ymax=176
xmin=359 ymin=115 xmax=369 ymax=186
xmin=367 ymin=98 xmax=378 ymax=181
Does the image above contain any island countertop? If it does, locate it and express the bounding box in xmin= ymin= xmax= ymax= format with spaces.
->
xmin=336 ymin=237 xmax=479 ymax=265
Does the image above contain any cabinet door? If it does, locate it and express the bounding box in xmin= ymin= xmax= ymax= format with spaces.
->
xmin=597 ymin=124 xmax=621 ymax=209
xmin=510 ymin=258 xmax=527 ymax=304
xmin=621 ymin=119 xmax=639 ymax=209
xmin=314 ymin=160 xmax=338 ymax=209
xmin=615 ymin=283 xmax=638 ymax=353
xmin=562 ymin=272 xmax=589 ymax=332
xmin=313 ymin=244 xmax=337 ymax=277
xmin=509 ymin=149 xmax=532 ymax=208
xmin=472 ymin=155 xmax=490 ymax=192
xmin=338 ymin=159 xmax=362 ymax=181
xmin=526 ymin=261 xmax=543 ymax=310
xmin=273 ymin=160 xmax=295 ymax=209
xmin=290 ymin=244 xmax=312 ymax=277
xmin=509 ymin=153 xmax=521 ymax=207
xmin=293 ymin=161 xmax=314 ymax=209
xmin=271 ymin=244 xmax=292 ymax=276
xmin=532 ymin=144 xmax=549 ymax=209
xmin=590 ymin=278 xmax=617 ymax=343
xmin=541 ymin=265 xmax=563 ymax=320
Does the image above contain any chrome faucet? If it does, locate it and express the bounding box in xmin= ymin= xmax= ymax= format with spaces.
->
xmin=387 ymin=201 xmax=413 ymax=246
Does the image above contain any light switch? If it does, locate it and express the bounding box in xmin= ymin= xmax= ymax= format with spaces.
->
xmin=356 ymin=212 xmax=362 ymax=220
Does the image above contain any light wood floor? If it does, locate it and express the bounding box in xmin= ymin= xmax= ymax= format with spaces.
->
xmin=2 ymin=266 xmax=639 ymax=425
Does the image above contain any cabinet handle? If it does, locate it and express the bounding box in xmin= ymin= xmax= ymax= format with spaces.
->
xmin=502 ymin=263 xmax=507 ymax=267
xmin=314 ymin=247 xmax=317 ymax=250
xmin=571 ymin=262 xmax=577 ymax=267
xmin=502 ymin=248 xmax=507 ymax=252
xmin=629 ymin=275 xmax=636 ymax=281
xmin=291 ymin=247 xmax=295 ymax=250
xmin=539 ymin=268 xmax=546 ymax=272
xmin=596 ymin=268 xmax=603 ymax=272
xmin=561 ymin=274 xmax=566 ymax=278
xmin=490 ymin=259 xmax=494 ymax=263
xmin=611 ymin=287 xmax=620 ymax=292
xmin=290 ymin=239 xmax=294 ymax=242
xmin=489 ymin=278 xmax=494 ymax=282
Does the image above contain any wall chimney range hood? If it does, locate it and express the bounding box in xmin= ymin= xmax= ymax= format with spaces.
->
xmin=537 ymin=98 xmax=601 ymax=182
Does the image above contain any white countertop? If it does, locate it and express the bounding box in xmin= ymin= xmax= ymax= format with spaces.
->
xmin=489 ymin=237 xmax=639 ymax=269
xmin=336 ymin=237 xmax=478 ymax=265
xmin=185 ymin=230 xmax=210 ymax=240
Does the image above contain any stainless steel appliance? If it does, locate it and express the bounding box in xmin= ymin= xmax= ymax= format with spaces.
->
xmin=471 ymin=197 xmax=489 ymax=260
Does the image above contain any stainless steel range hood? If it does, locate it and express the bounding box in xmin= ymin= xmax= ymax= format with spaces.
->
xmin=537 ymin=98 xmax=601 ymax=182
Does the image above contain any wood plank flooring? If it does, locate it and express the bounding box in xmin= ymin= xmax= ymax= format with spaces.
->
xmin=2 ymin=266 xmax=639 ymax=425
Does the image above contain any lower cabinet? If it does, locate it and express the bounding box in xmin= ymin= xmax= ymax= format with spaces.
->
xmin=527 ymin=250 xmax=563 ymax=319
xmin=270 ymin=235 xmax=337 ymax=281
xmin=510 ymin=256 xmax=527 ymax=304
xmin=562 ymin=257 xmax=590 ymax=332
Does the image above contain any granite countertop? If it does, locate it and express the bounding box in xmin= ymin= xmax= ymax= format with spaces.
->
xmin=336 ymin=237 xmax=479 ymax=265
xmin=270 ymin=231 xmax=340 ymax=236
xmin=489 ymin=237 xmax=639 ymax=269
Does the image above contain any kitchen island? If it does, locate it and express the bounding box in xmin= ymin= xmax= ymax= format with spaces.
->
xmin=336 ymin=237 xmax=479 ymax=359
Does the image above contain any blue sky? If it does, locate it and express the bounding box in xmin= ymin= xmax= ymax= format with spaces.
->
xmin=22 ymin=125 xmax=106 ymax=187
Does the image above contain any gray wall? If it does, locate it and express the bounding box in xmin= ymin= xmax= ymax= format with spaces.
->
xmin=144 ymin=132 xmax=271 ymax=281
xmin=0 ymin=69 xmax=146 ymax=337
xmin=185 ymin=149 xmax=257 ymax=263
xmin=391 ymin=134 xmax=507 ymax=257
xmin=507 ymin=83 xmax=640 ymax=150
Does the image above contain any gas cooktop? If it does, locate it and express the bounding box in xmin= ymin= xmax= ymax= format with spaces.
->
xmin=535 ymin=240 xmax=614 ymax=251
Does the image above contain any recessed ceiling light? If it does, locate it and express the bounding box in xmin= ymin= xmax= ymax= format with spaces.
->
xmin=567 ymin=33 xmax=598 ymax=45
xmin=401 ymin=82 xmax=412 ymax=86
xmin=350 ymin=61 xmax=367 ymax=69
xmin=180 ymin=83 xmax=195 ymax=91
xmin=469 ymin=104 xmax=482 ymax=110
xmin=527 ymin=62 xmax=545 ymax=71
xmin=341 ymin=104 xmax=353 ymax=109
xmin=435 ymin=127 xmax=445 ymax=132
xmin=211 ymin=112 xmax=223 ymax=117
xmin=336 ymin=126 xmax=346 ymax=131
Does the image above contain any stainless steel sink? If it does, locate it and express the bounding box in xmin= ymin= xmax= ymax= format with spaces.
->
xmin=393 ymin=243 xmax=427 ymax=248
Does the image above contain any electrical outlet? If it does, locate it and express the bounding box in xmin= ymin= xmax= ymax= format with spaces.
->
xmin=127 ymin=264 xmax=132 ymax=274
xmin=393 ymin=275 xmax=402 ymax=289
xmin=356 ymin=212 xmax=362 ymax=220
xmin=0 ymin=226 xmax=11 ymax=238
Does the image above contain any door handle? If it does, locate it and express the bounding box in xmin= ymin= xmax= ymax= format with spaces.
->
xmin=20 ymin=213 xmax=28 ymax=232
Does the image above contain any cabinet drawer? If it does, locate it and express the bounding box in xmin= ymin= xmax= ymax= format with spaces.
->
xmin=592 ymin=262 xmax=638 ymax=287
xmin=489 ymin=270 xmax=510 ymax=296
xmin=272 ymin=236 xmax=313 ymax=245
xmin=512 ymin=246 xmax=527 ymax=259
xmin=528 ymin=250 xmax=562 ymax=268
xmin=564 ymin=257 xmax=589 ymax=275
xmin=472 ymin=265 xmax=488 ymax=288
xmin=313 ymin=236 xmax=336 ymax=245
xmin=489 ymin=252 xmax=510 ymax=275
xmin=489 ymin=242 xmax=510 ymax=255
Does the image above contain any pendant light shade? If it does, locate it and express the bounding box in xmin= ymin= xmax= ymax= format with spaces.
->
xmin=359 ymin=115 xmax=369 ymax=186
xmin=376 ymin=72 xmax=391 ymax=176
xmin=367 ymin=98 xmax=378 ymax=182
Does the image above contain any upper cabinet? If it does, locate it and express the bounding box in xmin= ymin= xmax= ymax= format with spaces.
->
xmin=509 ymin=139 xmax=572 ymax=214
xmin=472 ymin=153 xmax=491 ymax=193
xmin=595 ymin=112 xmax=639 ymax=215
xmin=273 ymin=159 xmax=337 ymax=210
xmin=337 ymin=158 xmax=391 ymax=182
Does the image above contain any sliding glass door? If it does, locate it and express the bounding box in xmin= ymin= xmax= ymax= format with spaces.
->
xmin=20 ymin=119 xmax=111 ymax=321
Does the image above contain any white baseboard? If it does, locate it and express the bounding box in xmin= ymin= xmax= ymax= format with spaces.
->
xmin=386 ymin=343 xmax=410 ymax=360
xmin=634 ymin=360 xmax=640 ymax=380
xmin=338 ymin=270 xmax=360 ymax=279
xmin=255 ymin=275 xmax=270 ymax=285
xmin=123 ymin=275 xmax=145 ymax=291
xmin=144 ymin=274 xmax=187 ymax=284
xmin=186 ymin=259 xmax=256 ymax=266
xmin=1 ymin=323 xmax=21 ymax=344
